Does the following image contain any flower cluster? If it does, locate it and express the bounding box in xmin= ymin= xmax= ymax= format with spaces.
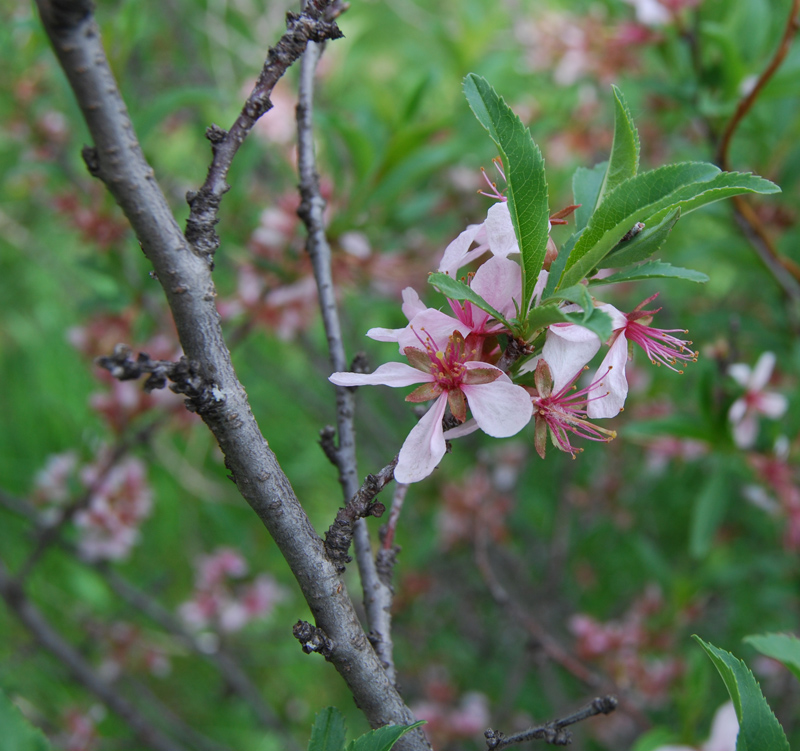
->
xmin=178 ymin=547 xmax=286 ymax=634
xmin=33 ymin=450 xmax=153 ymax=561
xmin=330 ymin=173 xmax=695 ymax=483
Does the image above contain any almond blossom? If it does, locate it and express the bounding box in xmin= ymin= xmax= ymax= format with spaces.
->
xmin=728 ymin=351 xmax=788 ymax=448
xmin=329 ymin=325 xmax=532 ymax=483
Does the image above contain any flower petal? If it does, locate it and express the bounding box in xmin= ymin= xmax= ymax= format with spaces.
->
xmin=750 ymin=351 xmax=777 ymax=391
xmin=587 ymin=334 xmax=629 ymax=419
xmin=756 ymin=392 xmax=788 ymax=418
xmin=438 ymin=223 xmax=483 ymax=276
xmin=470 ymin=256 xmax=522 ymax=319
xmin=443 ymin=418 xmax=479 ymax=440
xmin=542 ymin=323 xmax=601 ymax=392
xmin=394 ymin=395 xmax=449 ymax=483
xmin=462 ymin=375 xmax=533 ymax=437
xmin=329 ymin=361 xmax=431 ymax=388
xmin=485 ymin=201 xmax=519 ymax=258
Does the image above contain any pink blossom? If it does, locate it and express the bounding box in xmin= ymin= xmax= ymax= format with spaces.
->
xmin=529 ymin=360 xmax=616 ymax=458
xmin=330 ymin=328 xmax=532 ymax=483
xmin=728 ymin=352 xmax=788 ymax=448
xmin=588 ymin=294 xmax=696 ymax=419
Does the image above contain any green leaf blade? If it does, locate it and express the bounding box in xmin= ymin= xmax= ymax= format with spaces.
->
xmin=0 ymin=689 xmax=52 ymax=751
xmin=694 ymin=637 xmax=789 ymax=751
xmin=596 ymin=86 xmax=640 ymax=205
xmin=464 ymin=74 xmax=550 ymax=316
xmin=346 ymin=722 xmax=426 ymax=751
xmin=590 ymin=260 xmax=709 ymax=286
xmin=428 ymin=273 xmax=511 ymax=327
xmin=597 ymin=207 xmax=681 ymax=269
xmin=744 ymin=633 xmax=800 ymax=683
xmin=559 ymin=163 xmax=780 ymax=289
xmin=308 ymin=707 xmax=348 ymax=751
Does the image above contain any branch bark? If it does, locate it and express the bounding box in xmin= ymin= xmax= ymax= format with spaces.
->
xmin=33 ymin=2 xmax=426 ymax=746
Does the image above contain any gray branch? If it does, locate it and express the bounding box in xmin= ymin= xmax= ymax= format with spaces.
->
xmin=295 ymin=26 xmax=400 ymax=685
xmin=33 ymin=2 xmax=427 ymax=746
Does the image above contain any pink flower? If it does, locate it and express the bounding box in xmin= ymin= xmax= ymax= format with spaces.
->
xmin=529 ymin=359 xmax=616 ymax=458
xmin=330 ymin=328 xmax=532 ymax=483
xmin=728 ymin=352 xmax=788 ymax=448
xmin=588 ymin=294 xmax=696 ymax=419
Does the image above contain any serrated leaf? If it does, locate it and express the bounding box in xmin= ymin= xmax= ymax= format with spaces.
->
xmin=597 ymin=207 xmax=681 ymax=269
xmin=595 ymin=86 xmax=640 ymax=206
xmin=0 ymin=689 xmax=51 ymax=751
xmin=694 ymin=637 xmax=790 ymax=751
xmin=345 ymin=722 xmax=426 ymax=751
xmin=559 ymin=163 xmax=780 ymax=290
xmin=690 ymin=463 xmax=730 ymax=558
xmin=590 ymin=261 xmax=709 ymax=286
xmin=744 ymin=633 xmax=800 ymax=683
xmin=463 ymin=74 xmax=550 ymax=316
xmin=428 ymin=272 xmax=511 ymax=328
xmin=308 ymin=707 xmax=347 ymax=751
xmin=572 ymin=163 xmax=607 ymax=232
xmin=526 ymin=302 xmax=612 ymax=342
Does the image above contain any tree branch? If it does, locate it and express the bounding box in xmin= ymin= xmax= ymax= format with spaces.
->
xmin=484 ymin=696 xmax=618 ymax=749
xmin=185 ymin=0 xmax=344 ymax=265
xmin=294 ymin=18 xmax=401 ymax=686
xmin=33 ymin=2 xmax=427 ymax=745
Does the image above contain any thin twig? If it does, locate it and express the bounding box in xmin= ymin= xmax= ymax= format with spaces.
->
xmin=0 ymin=557 xmax=190 ymax=751
xmin=484 ymin=696 xmax=618 ymax=749
xmin=185 ymin=0 xmax=344 ymax=265
xmin=294 ymin=7 xmax=401 ymax=685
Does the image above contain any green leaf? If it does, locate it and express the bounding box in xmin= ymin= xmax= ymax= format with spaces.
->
xmin=690 ymin=462 xmax=730 ymax=558
xmin=590 ymin=261 xmax=709 ymax=286
xmin=428 ymin=272 xmax=511 ymax=328
xmin=559 ymin=163 xmax=780 ymax=290
xmin=308 ymin=707 xmax=347 ymax=751
xmin=463 ymin=74 xmax=550 ymax=316
xmin=744 ymin=633 xmax=800 ymax=683
xmin=597 ymin=208 xmax=681 ymax=269
xmin=572 ymin=163 xmax=606 ymax=232
xmin=542 ymin=229 xmax=581 ymax=300
xmin=595 ymin=86 xmax=640 ymax=206
xmin=346 ymin=722 xmax=426 ymax=751
xmin=0 ymin=689 xmax=51 ymax=751
xmin=526 ymin=302 xmax=613 ymax=342
xmin=693 ymin=637 xmax=790 ymax=751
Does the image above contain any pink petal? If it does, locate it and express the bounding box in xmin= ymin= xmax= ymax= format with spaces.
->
xmin=438 ymin=223 xmax=483 ymax=276
xmin=461 ymin=367 xmax=533 ymax=437
xmin=728 ymin=363 xmax=752 ymax=388
xmin=750 ymin=351 xmax=776 ymax=391
xmin=595 ymin=302 xmax=629 ymax=333
xmin=471 ymin=256 xmax=522 ymax=319
xmin=728 ymin=397 xmax=748 ymax=425
xmin=485 ymin=201 xmax=519 ymax=258
xmin=443 ymin=418 xmax=479 ymax=440
xmin=329 ymin=361 xmax=431 ymax=388
xmin=703 ymin=702 xmax=738 ymax=751
xmin=401 ymin=287 xmax=427 ymax=321
xmin=756 ymin=392 xmax=788 ymax=418
xmin=587 ymin=334 xmax=629 ymax=419
xmin=732 ymin=414 xmax=758 ymax=449
xmin=394 ymin=395 xmax=449 ymax=483
xmin=542 ymin=324 xmax=602 ymax=392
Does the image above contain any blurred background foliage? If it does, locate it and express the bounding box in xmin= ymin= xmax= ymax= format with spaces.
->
xmin=1 ymin=0 xmax=799 ymax=749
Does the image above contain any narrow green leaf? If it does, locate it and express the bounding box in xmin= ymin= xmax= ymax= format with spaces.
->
xmin=526 ymin=302 xmax=612 ymax=342
xmin=690 ymin=464 xmax=729 ymax=558
xmin=428 ymin=273 xmax=511 ymax=327
xmin=464 ymin=74 xmax=550 ymax=316
xmin=598 ymin=208 xmax=681 ymax=269
xmin=744 ymin=633 xmax=800 ymax=683
xmin=543 ymin=284 xmax=595 ymax=317
xmin=542 ymin=229 xmax=581 ymax=300
xmin=0 ymin=688 xmax=51 ymax=751
xmin=572 ymin=163 xmax=607 ymax=232
xmin=595 ymin=86 xmax=640 ymax=206
xmin=559 ymin=163 xmax=780 ymax=290
xmin=346 ymin=722 xmax=426 ymax=751
xmin=308 ymin=707 xmax=347 ymax=751
xmin=590 ymin=261 xmax=709 ymax=286
xmin=693 ymin=637 xmax=790 ymax=751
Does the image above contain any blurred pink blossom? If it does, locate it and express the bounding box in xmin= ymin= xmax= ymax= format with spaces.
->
xmin=728 ymin=352 xmax=788 ymax=448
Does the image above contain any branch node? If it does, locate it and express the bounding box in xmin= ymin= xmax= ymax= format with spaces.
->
xmin=292 ymin=620 xmax=334 ymax=658
xmin=319 ymin=425 xmax=339 ymax=466
xmin=81 ymin=145 xmax=100 ymax=177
